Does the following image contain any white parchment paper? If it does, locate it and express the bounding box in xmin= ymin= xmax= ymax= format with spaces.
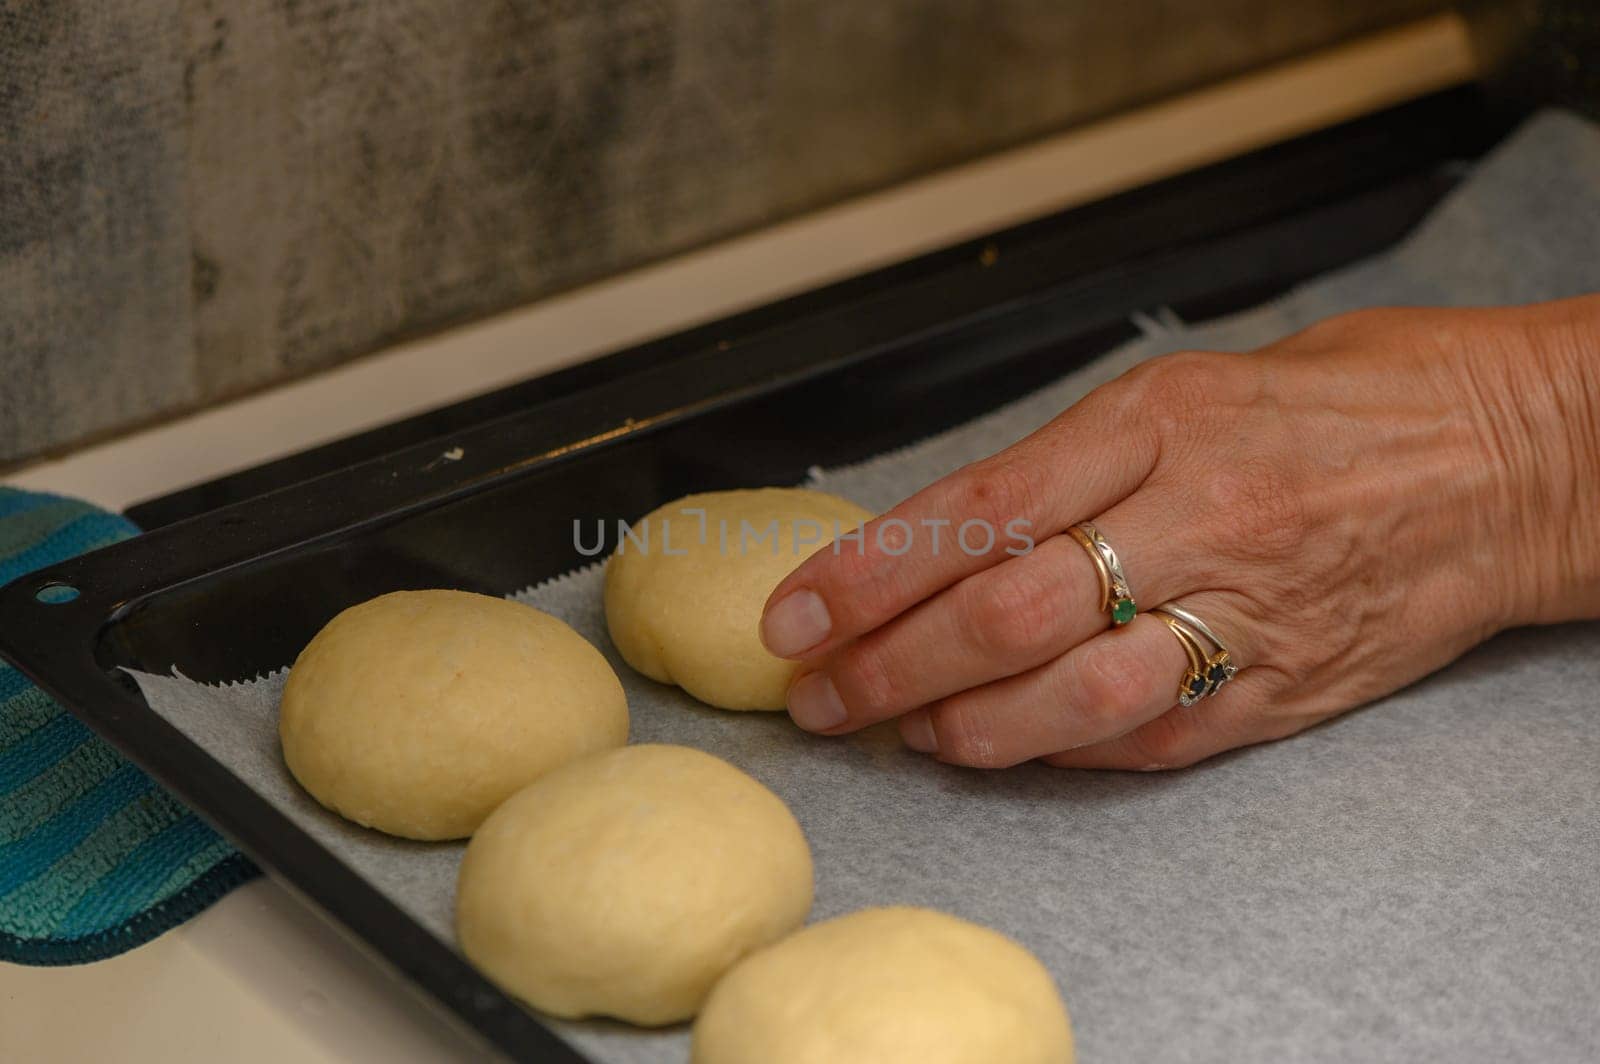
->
xmin=131 ymin=112 xmax=1600 ymax=1063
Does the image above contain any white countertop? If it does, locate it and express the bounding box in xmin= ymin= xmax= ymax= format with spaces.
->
xmin=0 ymin=18 xmax=1472 ymax=1062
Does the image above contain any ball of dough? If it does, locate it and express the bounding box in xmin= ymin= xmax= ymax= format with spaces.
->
xmin=279 ymin=589 xmax=627 ymax=840
xmin=455 ymin=744 xmax=813 ymax=1025
xmin=692 ymin=906 xmax=1074 ymax=1064
xmin=604 ymin=488 xmax=872 ymax=710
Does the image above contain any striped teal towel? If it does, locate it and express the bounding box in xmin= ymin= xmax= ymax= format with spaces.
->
xmin=1 ymin=488 xmax=256 ymax=964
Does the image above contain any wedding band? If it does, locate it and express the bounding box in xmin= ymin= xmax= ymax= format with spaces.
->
xmin=1067 ymin=522 xmax=1136 ymax=627
xmin=1153 ymin=604 xmax=1239 ymax=701
xmin=1159 ymin=613 xmax=1212 ymax=706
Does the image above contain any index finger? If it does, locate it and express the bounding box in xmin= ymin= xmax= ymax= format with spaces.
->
xmin=759 ymin=396 xmax=1156 ymax=660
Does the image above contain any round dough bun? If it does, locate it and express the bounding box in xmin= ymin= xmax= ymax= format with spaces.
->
xmin=692 ymin=906 xmax=1074 ymax=1064
xmin=604 ymin=488 xmax=872 ymax=710
xmin=455 ymin=744 xmax=813 ymax=1026
xmin=279 ymin=589 xmax=627 ymax=841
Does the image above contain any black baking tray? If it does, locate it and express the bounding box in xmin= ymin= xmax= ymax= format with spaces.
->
xmin=0 ymin=89 xmax=1506 ymax=1061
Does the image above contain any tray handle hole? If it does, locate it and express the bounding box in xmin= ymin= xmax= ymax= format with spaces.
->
xmin=35 ymin=582 xmax=80 ymax=605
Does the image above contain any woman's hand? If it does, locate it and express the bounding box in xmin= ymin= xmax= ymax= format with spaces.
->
xmin=760 ymin=297 xmax=1600 ymax=770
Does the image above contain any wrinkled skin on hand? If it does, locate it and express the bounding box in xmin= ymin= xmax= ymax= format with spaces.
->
xmin=760 ymin=297 xmax=1600 ymax=770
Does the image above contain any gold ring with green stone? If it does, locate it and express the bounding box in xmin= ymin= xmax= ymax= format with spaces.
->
xmin=1068 ymin=522 xmax=1137 ymax=627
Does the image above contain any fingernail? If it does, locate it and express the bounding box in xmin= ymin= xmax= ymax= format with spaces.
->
xmin=787 ymin=672 xmax=849 ymax=732
xmin=762 ymin=589 xmax=831 ymax=657
xmin=900 ymin=710 xmax=938 ymax=754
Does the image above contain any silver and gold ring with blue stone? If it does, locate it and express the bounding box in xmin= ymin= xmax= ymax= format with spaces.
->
xmin=1153 ymin=603 xmax=1239 ymax=704
xmin=1068 ymin=522 xmax=1136 ymax=627
xmin=1158 ymin=612 xmax=1212 ymax=706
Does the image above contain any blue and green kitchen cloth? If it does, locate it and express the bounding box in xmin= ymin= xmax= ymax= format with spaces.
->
xmin=0 ymin=488 xmax=256 ymax=965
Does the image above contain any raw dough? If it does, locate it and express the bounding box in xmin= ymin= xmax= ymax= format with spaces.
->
xmin=692 ymin=906 xmax=1075 ymax=1064
xmin=455 ymin=743 xmax=813 ymax=1025
xmin=279 ymin=589 xmax=627 ymax=840
xmin=604 ymin=488 xmax=872 ymax=710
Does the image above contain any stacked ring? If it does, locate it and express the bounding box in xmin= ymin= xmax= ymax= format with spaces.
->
xmin=1067 ymin=522 xmax=1136 ymax=627
xmin=1153 ymin=604 xmax=1239 ymax=705
xmin=1158 ymin=613 xmax=1212 ymax=706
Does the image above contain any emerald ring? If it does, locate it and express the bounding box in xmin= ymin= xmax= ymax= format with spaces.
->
xmin=1068 ymin=522 xmax=1136 ymax=627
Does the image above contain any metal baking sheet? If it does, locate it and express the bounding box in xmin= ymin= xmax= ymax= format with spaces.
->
xmin=133 ymin=110 xmax=1600 ymax=1062
xmin=0 ymin=92 xmax=1534 ymax=1060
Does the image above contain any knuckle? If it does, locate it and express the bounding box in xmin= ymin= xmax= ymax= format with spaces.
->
xmin=824 ymin=541 xmax=899 ymax=627
xmin=947 ymin=457 xmax=1037 ymax=536
xmin=1295 ymin=310 xmax=1358 ymax=345
xmin=1296 ymin=306 xmax=1429 ymax=350
xmin=1158 ymin=348 xmax=1231 ymax=386
xmin=964 ymin=567 xmax=1062 ymax=665
xmin=1074 ymin=638 xmax=1160 ymax=729
xmin=931 ymin=700 xmax=1007 ymax=768
xmin=826 ymin=538 xmax=879 ymax=587
xmin=1125 ymin=351 xmax=1234 ymax=440
xmin=1126 ymin=715 xmax=1196 ymax=770
xmin=834 ymin=640 xmax=902 ymax=717
xmin=1298 ymin=307 xmax=1380 ymax=343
